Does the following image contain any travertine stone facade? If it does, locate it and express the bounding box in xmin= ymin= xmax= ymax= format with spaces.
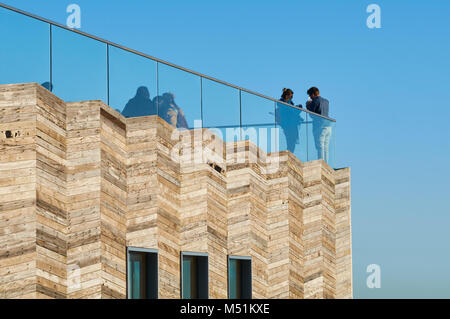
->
xmin=0 ymin=83 xmax=352 ymax=299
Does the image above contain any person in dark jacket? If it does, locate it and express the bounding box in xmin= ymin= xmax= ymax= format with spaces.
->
xmin=275 ymin=88 xmax=304 ymax=154
xmin=122 ymin=86 xmax=156 ymax=118
xmin=306 ymin=87 xmax=332 ymax=163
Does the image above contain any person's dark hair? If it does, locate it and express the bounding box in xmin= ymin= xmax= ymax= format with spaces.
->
xmin=307 ymin=87 xmax=320 ymax=96
xmin=281 ymin=88 xmax=294 ymax=100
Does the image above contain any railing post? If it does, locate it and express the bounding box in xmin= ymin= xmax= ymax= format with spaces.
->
xmin=156 ymin=61 xmax=159 ymax=116
xmin=106 ymin=43 xmax=110 ymax=105
xmin=49 ymin=24 xmax=53 ymax=90
xmin=239 ymin=89 xmax=242 ymax=141
xmin=200 ymin=76 xmax=203 ymax=129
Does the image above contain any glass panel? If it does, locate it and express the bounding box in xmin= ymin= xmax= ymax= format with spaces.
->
xmin=229 ymin=258 xmax=251 ymax=299
xmin=182 ymin=256 xmax=190 ymax=299
xmin=329 ymin=122 xmax=336 ymax=168
xmin=146 ymin=253 xmax=158 ymax=299
xmin=128 ymin=250 xmax=158 ymax=299
xmin=157 ymin=63 xmax=201 ymax=129
xmin=182 ymin=256 xmax=195 ymax=299
xmin=241 ymin=259 xmax=252 ymax=299
xmin=52 ymin=26 xmax=107 ymax=102
xmin=307 ymin=113 xmax=335 ymax=167
xmin=275 ymin=102 xmax=308 ymax=162
xmin=229 ymin=259 xmax=239 ymax=299
xmin=0 ymin=7 xmax=50 ymax=87
xmin=109 ymin=46 xmax=157 ymax=116
xmin=202 ymin=79 xmax=240 ymax=142
xmin=132 ymin=259 xmax=141 ymax=299
xmin=241 ymin=92 xmax=276 ymax=154
xmin=129 ymin=252 xmax=146 ymax=299
xmin=182 ymin=254 xmax=208 ymax=299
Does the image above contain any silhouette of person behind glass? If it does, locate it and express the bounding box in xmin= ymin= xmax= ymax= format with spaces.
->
xmin=153 ymin=92 xmax=189 ymax=130
xmin=41 ymin=82 xmax=53 ymax=92
xmin=121 ymin=86 xmax=156 ymax=118
xmin=275 ymin=88 xmax=303 ymax=154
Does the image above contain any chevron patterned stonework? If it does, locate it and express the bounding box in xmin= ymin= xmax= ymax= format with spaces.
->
xmin=0 ymin=83 xmax=352 ymax=299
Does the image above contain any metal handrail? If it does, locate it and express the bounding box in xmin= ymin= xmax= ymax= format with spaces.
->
xmin=0 ymin=2 xmax=336 ymax=122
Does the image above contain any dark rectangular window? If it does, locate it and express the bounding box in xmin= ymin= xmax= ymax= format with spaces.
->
xmin=181 ymin=252 xmax=208 ymax=299
xmin=127 ymin=248 xmax=158 ymax=299
xmin=228 ymin=256 xmax=252 ymax=299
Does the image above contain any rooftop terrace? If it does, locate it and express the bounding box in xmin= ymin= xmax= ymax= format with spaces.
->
xmin=0 ymin=3 xmax=336 ymax=167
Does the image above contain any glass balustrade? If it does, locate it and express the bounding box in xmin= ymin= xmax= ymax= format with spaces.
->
xmin=307 ymin=112 xmax=335 ymax=166
xmin=0 ymin=3 xmax=336 ymax=168
xmin=109 ymin=45 xmax=158 ymax=116
xmin=51 ymin=25 xmax=108 ymax=103
xmin=157 ymin=63 xmax=201 ymax=130
xmin=276 ymin=102 xmax=308 ymax=162
xmin=241 ymin=91 xmax=276 ymax=154
xmin=0 ymin=7 xmax=50 ymax=87
xmin=201 ymin=78 xmax=241 ymax=142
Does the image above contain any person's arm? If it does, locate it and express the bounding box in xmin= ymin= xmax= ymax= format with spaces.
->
xmin=306 ymin=98 xmax=319 ymax=113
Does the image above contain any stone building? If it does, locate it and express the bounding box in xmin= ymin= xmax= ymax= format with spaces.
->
xmin=0 ymin=3 xmax=352 ymax=299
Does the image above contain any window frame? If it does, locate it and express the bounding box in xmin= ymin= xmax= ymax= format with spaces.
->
xmin=180 ymin=251 xmax=209 ymax=299
xmin=126 ymin=246 xmax=159 ymax=299
xmin=227 ymin=255 xmax=252 ymax=299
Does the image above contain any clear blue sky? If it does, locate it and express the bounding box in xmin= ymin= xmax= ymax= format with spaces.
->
xmin=2 ymin=0 xmax=450 ymax=298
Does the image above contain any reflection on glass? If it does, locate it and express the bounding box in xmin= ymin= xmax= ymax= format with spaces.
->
xmin=241 ymin=92 xmax=276 ymax=154
xmin=307 ymin=113 xmax=334 ymax=167
xmin=109 ymin=46 xmax=157 ymax=115
xmin=275 ymin=102 xmax=307 ymax=162
xmin=202 ymin=79 xmax=240 ymax=142
xmin=0 ymin=7 xmax=50 ymax=85
xmin=52 ymin=26 xmax=107 ymax=103
xmin=157 ymin=63 xmax=201 ymax=129
xmin=155 ymin=92 xmax=189 ymax=130
xmin=121 ymin=86 xmax=156 ymax=117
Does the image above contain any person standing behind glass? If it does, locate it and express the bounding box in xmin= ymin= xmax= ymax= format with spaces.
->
xmin=305 ymin=87 xmax=331 ymax=163
xmin=154 ymin=92 xmax=189 ymax=130
xmin=275 ymin=88 xmax=303 ymax=154
xmin=122 ymin=86 xmax=156 ymax=118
